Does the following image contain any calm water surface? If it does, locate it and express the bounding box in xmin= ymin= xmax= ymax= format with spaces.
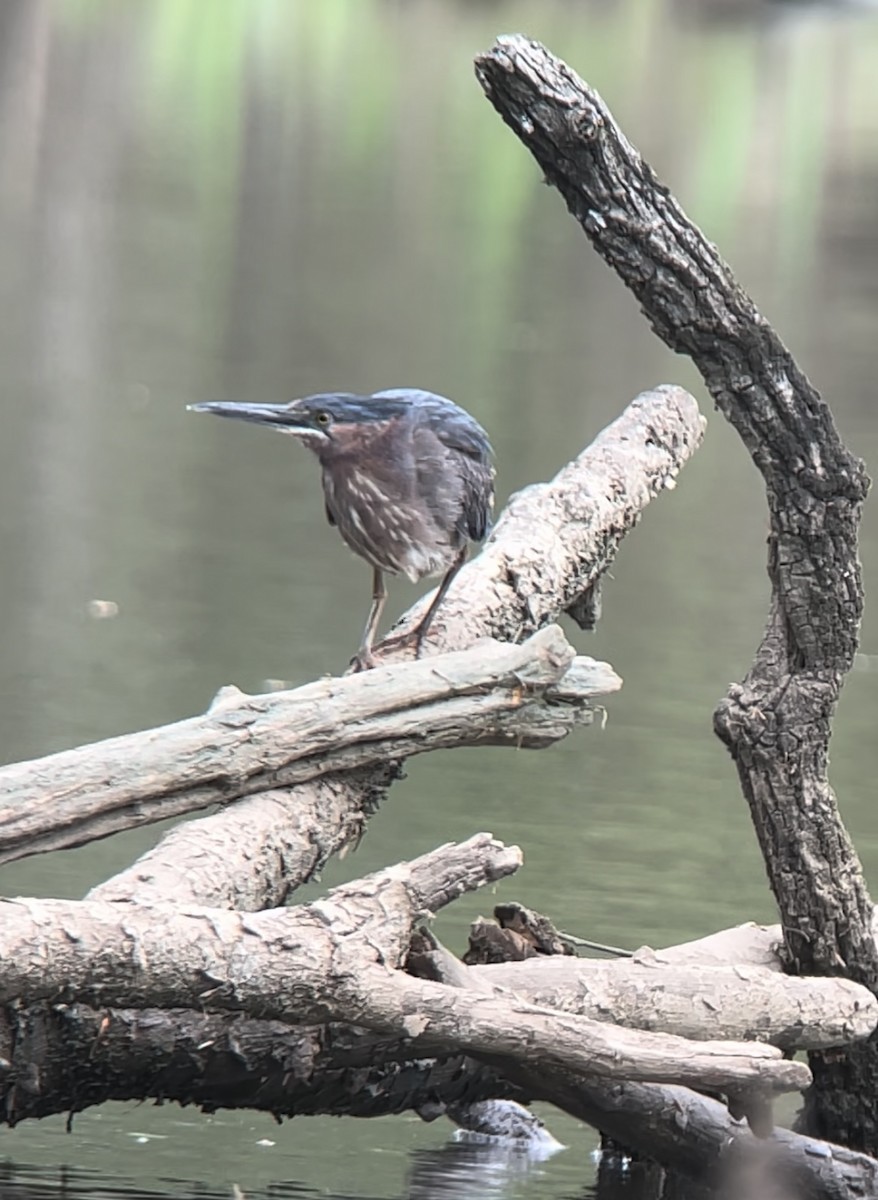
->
xmin=2 ymin=0 xmax=878 ymax=1196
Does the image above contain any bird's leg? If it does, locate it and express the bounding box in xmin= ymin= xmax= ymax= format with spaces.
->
xmin=350 ymin=566 xmax=386 ymax=672
xmin=413 ymin=546 xmax=467 ymax=658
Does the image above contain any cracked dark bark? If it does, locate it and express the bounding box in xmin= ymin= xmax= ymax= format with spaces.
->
xmin=475 ymin=34 xmax=873 ymax=1149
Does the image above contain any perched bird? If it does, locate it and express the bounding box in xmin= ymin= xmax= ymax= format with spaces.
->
xmin=188 ymin=389 xmax=494 ymax=670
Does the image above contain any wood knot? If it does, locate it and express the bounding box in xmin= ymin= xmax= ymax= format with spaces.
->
xmin=569 ymin=105 xmax=602 ymax=142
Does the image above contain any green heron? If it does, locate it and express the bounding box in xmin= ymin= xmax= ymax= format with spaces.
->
xmin=189 ymin=389 xmax=494 ymax=670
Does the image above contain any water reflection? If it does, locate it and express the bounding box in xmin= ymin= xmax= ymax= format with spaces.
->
xmin=0 ymin=1162 xmax=320 ymax=1200
xmin=0 ymin=1149 xmax=714 ymax=1200
xmin=2 ymin=0 xmax=878 ymax=1197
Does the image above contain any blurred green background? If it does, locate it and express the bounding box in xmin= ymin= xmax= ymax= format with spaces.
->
xmin=2 ymin=0 xmax=878 ymax=1196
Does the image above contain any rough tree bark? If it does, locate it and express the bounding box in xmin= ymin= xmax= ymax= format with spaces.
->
xmin=475 ymin=34 xmax=874 ymax=1152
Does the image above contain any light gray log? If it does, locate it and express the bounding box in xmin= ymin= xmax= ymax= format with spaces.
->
xmin=651 ymin=922 xmax=785 ymax=971
xmin=468 ymin=955 xmax=877 ymax=1051
xmin=653 ymin=915 xmax=878 ymax=972
xmin=0 ymin=627 xmax=617 ymax=866
xmin=1 ymin=833 xmax=518 ymax=993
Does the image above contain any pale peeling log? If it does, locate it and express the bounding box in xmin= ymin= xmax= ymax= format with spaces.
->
xmin=0 ymin=900 xmax=809 ymax=1098
xmin=89 ymin=771 xmax=389 ymax=910
xmin=0 ymin=627 xmax=616 ymax=866
xmin=1 ymin=834 xmax=521 ymax=997
xmin=653 ymin=922 xmax=784 ymax=971
xmin=468 ymin=956 xmax=877 ymax=1051
xmin=409 ymin=933 xmax=791 ymax=1136
xmin=412 ymin=936 xmax=872 ymax=1187
xmin=652 ymin=915 xmax=878 ymax=974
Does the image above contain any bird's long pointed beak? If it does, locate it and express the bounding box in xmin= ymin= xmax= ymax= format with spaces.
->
xmin=187 ymin=401 xmax=315 ymax=434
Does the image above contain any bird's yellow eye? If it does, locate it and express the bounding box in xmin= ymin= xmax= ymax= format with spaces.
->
xmin=315 ymin=411 xmax=331 ymax=427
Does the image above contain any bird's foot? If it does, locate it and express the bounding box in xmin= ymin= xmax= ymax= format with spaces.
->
xmin=347 ymin=647 xmax=379 ymax=674
xmin=348 ymin=624 xmax=432 ymax=672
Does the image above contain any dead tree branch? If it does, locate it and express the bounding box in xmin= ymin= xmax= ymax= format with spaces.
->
xmin=475 ymin=33 xmax=874 ymax=1151
xmin=468 ymin=956 xmax=877 ymax=1051
xmin=0 ymin=626 xmax=615 ymax=866
xmin=387 ymin=383 xmax=704 ymax=651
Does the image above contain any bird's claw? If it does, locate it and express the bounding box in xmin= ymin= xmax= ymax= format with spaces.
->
xmin=347 ymin=622 xmax=432 ymax=674
xmin=347 ymin=648 xmax=379 ymax=674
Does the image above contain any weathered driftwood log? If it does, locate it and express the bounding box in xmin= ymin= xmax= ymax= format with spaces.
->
xmin=3 ymin=908 xmax=873 ymax=1199
xmin=468 ymin=955 xmax=877 ymax=1051
xmin=659 ymin=917 xmax=878 ymax=972
xmin=1 ymin=834 xmax=518 ymax=994
xmin=0 ymin=843 xmax=808 ymax=1100
xmin=3 ymin=950 xmax=867 ymax=1199
xmin=417 ymin=916 xmax=877 ymax=1052
xmin=11 ymin=1000 xmax=874 ymax=1199
xmin=0 ymin=628 xmax=617 ymax=866
xmin=475 ymin=33 xmax=875 ymax=1152
xmin=650 ymin=922 xmax=786 ymax=971
xmin=385 ymin=383 xmax=704 ymax=653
